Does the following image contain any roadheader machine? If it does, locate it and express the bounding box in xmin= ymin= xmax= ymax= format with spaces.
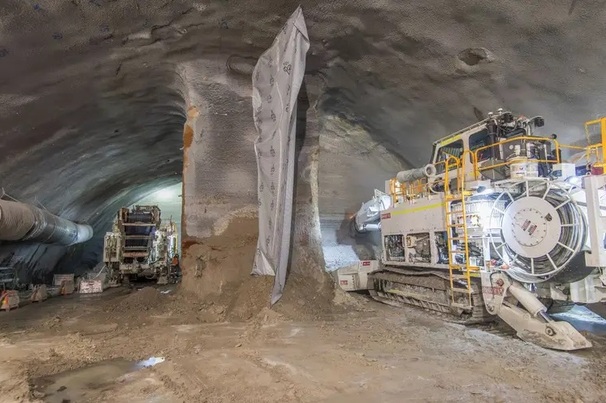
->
xmin=350 ymin=110 xmax=606 ymax=350
xmin=103 ymin=205 xmax=178 ymax=285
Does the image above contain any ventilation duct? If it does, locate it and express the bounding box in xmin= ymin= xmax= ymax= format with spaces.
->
xmin=0 ymin=200 xmax=93 ymax=246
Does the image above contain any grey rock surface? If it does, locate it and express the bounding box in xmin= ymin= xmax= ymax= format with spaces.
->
xmin=0 ymin=0 xmax=601 ymax=280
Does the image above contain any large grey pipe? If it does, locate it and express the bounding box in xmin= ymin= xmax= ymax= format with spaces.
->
xmin=0 ymin=200 xmax=93 ymax=245
xmin=396 ymin=164 xmax=437 ymax=183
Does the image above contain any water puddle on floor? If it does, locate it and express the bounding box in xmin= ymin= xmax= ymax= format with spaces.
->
xmin=552 ymin=305 xmax=606 ymax=335
xmin=31 ymin=356 xmax=165 ymax=402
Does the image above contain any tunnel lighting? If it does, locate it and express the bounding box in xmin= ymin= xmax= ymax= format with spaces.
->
xmin=155 ymin=188 xmax=174 ymax=200
xmin=566 ymin=176 xmax=582 ymax=187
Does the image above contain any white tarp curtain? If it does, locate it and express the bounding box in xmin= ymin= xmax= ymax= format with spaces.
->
xmin=251 ymin=7 xmax=309 ymax=304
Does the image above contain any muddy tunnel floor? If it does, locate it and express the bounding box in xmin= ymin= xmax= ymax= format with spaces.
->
xmin=0 ymin=288 xmax=605 ymax=403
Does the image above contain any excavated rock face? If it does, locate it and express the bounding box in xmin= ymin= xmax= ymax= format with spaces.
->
xmin=0 ymin=1 xmax=603 ymax=280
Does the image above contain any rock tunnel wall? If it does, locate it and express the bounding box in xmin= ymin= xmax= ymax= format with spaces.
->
xmin=180 ymin=69 xmax=339 ymax=312
xmin=1 ymin=1 xmax=606 ymax=282
xmin=0 ymin=59 xmax=185 ymax=282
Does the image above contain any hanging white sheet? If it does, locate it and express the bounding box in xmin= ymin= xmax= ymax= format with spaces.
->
xmin=251 ymin=7 xmax=309 ymax=304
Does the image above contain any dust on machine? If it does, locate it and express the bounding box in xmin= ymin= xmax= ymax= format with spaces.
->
xmin=345 ymin=109 xmax=606 ymax=351
xmin=103 ymin=205 xmax=180 ymax=286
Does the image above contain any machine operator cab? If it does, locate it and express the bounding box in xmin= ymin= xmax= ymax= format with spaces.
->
xmin=430 ymin=109 xmax=550 ymax=187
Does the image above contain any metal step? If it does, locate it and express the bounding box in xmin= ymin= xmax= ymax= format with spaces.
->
xmin=449 ymin=263 xmax=480 ymax=273
xmin=451 ymin=287 xmax=471 ymax=293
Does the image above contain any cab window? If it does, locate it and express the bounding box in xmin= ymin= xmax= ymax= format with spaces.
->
xmin=469 ymin=129 xmax=491 ymax=162
xmin=433 ymin=140 xmax=464 ymax=174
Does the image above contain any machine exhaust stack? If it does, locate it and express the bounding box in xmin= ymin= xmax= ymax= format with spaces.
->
xmin=0 ymin=199 xmax=93 ymax=246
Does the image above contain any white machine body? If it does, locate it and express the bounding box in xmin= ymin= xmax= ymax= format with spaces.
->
xmin=103 ymin=205 xmax=179 ymax=285
xmin=343 ymin=110 xmax=606 ymax=351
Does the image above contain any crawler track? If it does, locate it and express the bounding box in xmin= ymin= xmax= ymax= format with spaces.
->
xmin=368 ymin=267 xmax=493 ymax=325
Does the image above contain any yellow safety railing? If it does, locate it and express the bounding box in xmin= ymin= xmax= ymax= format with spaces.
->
xmin=443 ymin=150 xmax=477 ymax=194
xmin=443 ymin=153 xmax=475 ymax=307
xmin=388 ymin=155 xmax=468 ymax=203
xmin=470 ymin=118 xmax=606 ymax=179
xmin=471 ymin=136 xmax=560 ymax=180
xmin=389 ymin=178 xmax=430 ymax=204
xmin=558 ymin=142 xmax=602 ymax=168
xmin=388 ymin=161 xmax=450 ymax=203
xmin=584 ymin=117 xmax=606 ymax=169
xmin=389 ymin=116 xmax=606 ymax=201
xmin=443 ymin=155 xmax=461 ymax=195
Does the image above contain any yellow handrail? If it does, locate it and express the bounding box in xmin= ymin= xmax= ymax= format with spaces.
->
xmin=390 ymin=117 xmax=606 ymax=201
xmin=584 ymin=117 xmax=606 ymax=168
xmin=443 ymin=155 xmax=460 ymax=195
xmin=471 ymin=135 xmax=560 ymax=180
xmin=388 ymin=160 xmax=451 ymax=203
xmin=470 ymin=118 xmax=606 ymax=176
xmin=443 ymin=152 xmax=475 ymax=305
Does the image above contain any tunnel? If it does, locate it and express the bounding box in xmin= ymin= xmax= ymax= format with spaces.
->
xmin=1 ymin=1 xmax=606 ymax=401
xmin=3 ymin=0 xmax=604 ymax=286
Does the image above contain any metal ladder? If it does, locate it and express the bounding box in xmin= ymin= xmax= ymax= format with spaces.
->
xmin=443 ymin=155 xmax=475 ymax=308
